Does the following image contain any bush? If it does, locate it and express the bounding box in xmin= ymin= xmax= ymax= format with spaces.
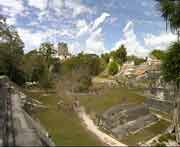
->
xmin=76 ymin=75 xmax=92 ymax=92
xmin=108 ymin=61 xmax=119 ymax=75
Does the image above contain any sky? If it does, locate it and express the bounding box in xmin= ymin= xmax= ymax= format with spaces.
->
xmin=0 ymin=0 xmax=177 ymax=57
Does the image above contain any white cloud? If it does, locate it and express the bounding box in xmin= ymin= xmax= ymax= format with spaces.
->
xmin=86 ymin=28 xmax=106 ymax=55
xmin=28 ymin=0 xmax=91 ymax=18
xmin=69 ymin=42 xmax=82 ymax=54
xmin=81 ymin=13 xmax=111 ymax=54
xmin=76 ymin=19 xmax=89 ymax=37
xmin=65 ymin=0 xmax=92 ymax=17
xmin=92 ymin=12 xmax=110 ymax=31
xmin=74 ymin=13 xmax=110 ymax=54
xmin=144 ymin=32 xmax=176 ymax=50
xmin=0 ymin=0 xmax=24 ymax=17
xmin=51 ymin=0 xmax=65 ymax=10
xmin=17 ymin=27 xmax=75 ymax=52
xmin=28 ymin=0 xmax=48 ymax=10
xmin=112 ymin=21 xmax=177 ymax=57
xmin=76 ymin=12 xmax=110 ymax=38
xmin=6 ymin=17 xmax=16 ymax=25
xmin=17 ymin=28 xmax=44 ymax=52
xmin=112 ymin=21 xmax=148 ymax=57
xmin=109 ymin=16 xmax=118 ymax=24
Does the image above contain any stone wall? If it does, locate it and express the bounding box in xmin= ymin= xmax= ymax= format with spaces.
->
xmin=145 ymin=98 xmax=174 ymax=113
xmin=0 ymin=76 xmax=55 ymax=146
xmin=98 ymin=103 xmax=159 ymax=139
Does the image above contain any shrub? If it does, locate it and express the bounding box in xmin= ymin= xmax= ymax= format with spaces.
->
xmin=108 ymin=61 xmax=119 ymax=75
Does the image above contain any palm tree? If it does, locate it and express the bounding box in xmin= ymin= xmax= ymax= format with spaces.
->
xmin=157 ymin=0 xmax=180 ymax=41
xmin=156 ymin=0 xmax=180 ymax=143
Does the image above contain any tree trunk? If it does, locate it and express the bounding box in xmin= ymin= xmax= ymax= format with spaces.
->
xmin=177 ymin=30 xmax=180 ymax=43
xmin=173 ymin=86 xmax=180 ymax=144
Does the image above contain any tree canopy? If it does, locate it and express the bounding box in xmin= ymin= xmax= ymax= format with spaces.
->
xmin=161 ymin=42 xmax=180 ymax=87
xmin=157 ymin=0 xmax=180 ymax=41
xmin=0 ymin=17 xmax=25 ymax=85
xmin=101 ymin=45 xmax=127 ymax=65
xmin=150 ymin=49 xmax=166 ymax=60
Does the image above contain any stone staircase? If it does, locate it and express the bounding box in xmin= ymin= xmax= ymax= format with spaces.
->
xmin=100 ymin=103 xmax=159 ymax=140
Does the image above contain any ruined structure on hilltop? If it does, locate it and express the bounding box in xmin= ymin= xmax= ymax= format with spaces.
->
xmin=119 ymin=57 xmax=161 ymax=79
xmin=57 ymin=42 xmax=71 ymax=60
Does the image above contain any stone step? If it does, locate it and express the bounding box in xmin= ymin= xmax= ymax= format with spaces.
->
xmin=103 ymin=104 xmax=150 ymax=129
xmin=111 ymin=114 xmax=158 ymax=139
xmin=102 ymin=103 xmax=137 ymax=119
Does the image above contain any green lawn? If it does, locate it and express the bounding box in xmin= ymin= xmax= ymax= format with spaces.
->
xmin=25 ymin=90 xmax=103 ymax=146
xmin=120 ymin=120 xmax=170 ymax=145
xmin=24 ymin=86 xmax=169 ymax=146
xmin=78 ymin=86 xmax=145 ymax=114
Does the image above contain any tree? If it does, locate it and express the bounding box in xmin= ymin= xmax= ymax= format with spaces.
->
xmin=161 ymin=42 xmax=180 ymax=142
xmin=111 ymin=45 xmax=127 ymax=65
xmin=108 ymin=61 xmax=119 ymax=75
xmin=127 ymin=55 xmax=146 ymax=65
xmin=0 ymin=17 xmax=25 ymax=85
xmin=22 ymin=50 xmax=46 ymax=82
xmin=39 ymin=42 xmax=56 ymax=68
xmin=156 ymin=0 xmax=180 ymax=41
xmin=57 ymin=67 xmax=92 ymax=93
xmin=101 ymin=53 xmax=110 ymax=64
xmin=157 ymin=0 xmax=180 ymax=143
xmin=61 ymin=53 xmax=102 ymax=77
xmin=150 ymin=49 xmax=166 ymax=60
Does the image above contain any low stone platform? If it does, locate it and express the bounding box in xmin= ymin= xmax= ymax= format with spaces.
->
xmin=145 ymin=98 xmax=174 ymax=113
xmin=99 ymin=103 xmax=159 ymax=140
xmin=111 ymin=114 xmax=158 ymax=139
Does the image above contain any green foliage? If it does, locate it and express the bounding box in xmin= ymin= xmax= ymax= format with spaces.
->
xmin=150 ymin=49 xmax=166 ymax=60
xmin=127 ymin=55 xmax=146 ymax=65
xmin=39 ymin=42 xmax=56 ymax=68
xmin=108 ymin=61 xmax=119 ymax=75
xmin=101 ymin=45 xmax=127 ymax=66
xmin=59 ymin=53 xmax=102 ymax=92
xmin=111 ymin=45 xmax=127 ymax=65
xmin=101 ymin=53 xmax=110 ymax=64
xmin=23 ymin=48 xmax=59 ymax=88
xmin=161 ymin=42 xmax=180 ymax=87
xmin=0 ymin=17 xmax=25 ymax=85
xmin=61 ymin=53 xmax=102 ymax=76
xmin=76 ymin=74 xmax=92 ymax=92
xmin=157 ymin=0 xmax=180 ymax=40
xmin=158 ymin=133 xmax=176 ymax=143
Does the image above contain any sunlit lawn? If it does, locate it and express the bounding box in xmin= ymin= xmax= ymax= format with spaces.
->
xmin=25 ymin=90 xmax=103 ymax=146
xmin=120 ymin=120 xmax=170 ymax=145
xmin=78 ymin=86 xmax=145 ymax=114
xmin=25 ymin=86 xmax=169 ymax=146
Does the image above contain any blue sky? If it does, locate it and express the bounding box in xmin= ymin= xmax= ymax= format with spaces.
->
xmin=0 ymin=0 xmax=177 ymax=56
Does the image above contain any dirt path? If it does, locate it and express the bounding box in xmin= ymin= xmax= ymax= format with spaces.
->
xmin=77 ymin=107 xmax=127 ymax=146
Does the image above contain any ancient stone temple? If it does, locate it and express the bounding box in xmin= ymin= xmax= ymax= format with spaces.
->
xmin=57 ymin=42 xmax=71 ymax=60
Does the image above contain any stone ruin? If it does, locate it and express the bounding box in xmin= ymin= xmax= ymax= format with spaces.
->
xmin=0 ymin=76 xmax=55 ymax=146
xmin=145 ymin=98 xmax=174 ymax=114
xmin=97 ymin=103 xmax=159 ymax=140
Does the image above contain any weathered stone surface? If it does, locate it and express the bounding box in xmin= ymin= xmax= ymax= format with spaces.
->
xmin=99 ymin=103 xmax=159 ymax=140
xmin=0 ymin=76 xmax=55 ymax=146
xmin=145 ymin=98 xmax=174 ymax=113
xmin=111 ymin=114 xmax=158 ymax=139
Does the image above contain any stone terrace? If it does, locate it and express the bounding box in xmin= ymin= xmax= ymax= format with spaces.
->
xmin=99 ymin=103 xmax=160 ymax=141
